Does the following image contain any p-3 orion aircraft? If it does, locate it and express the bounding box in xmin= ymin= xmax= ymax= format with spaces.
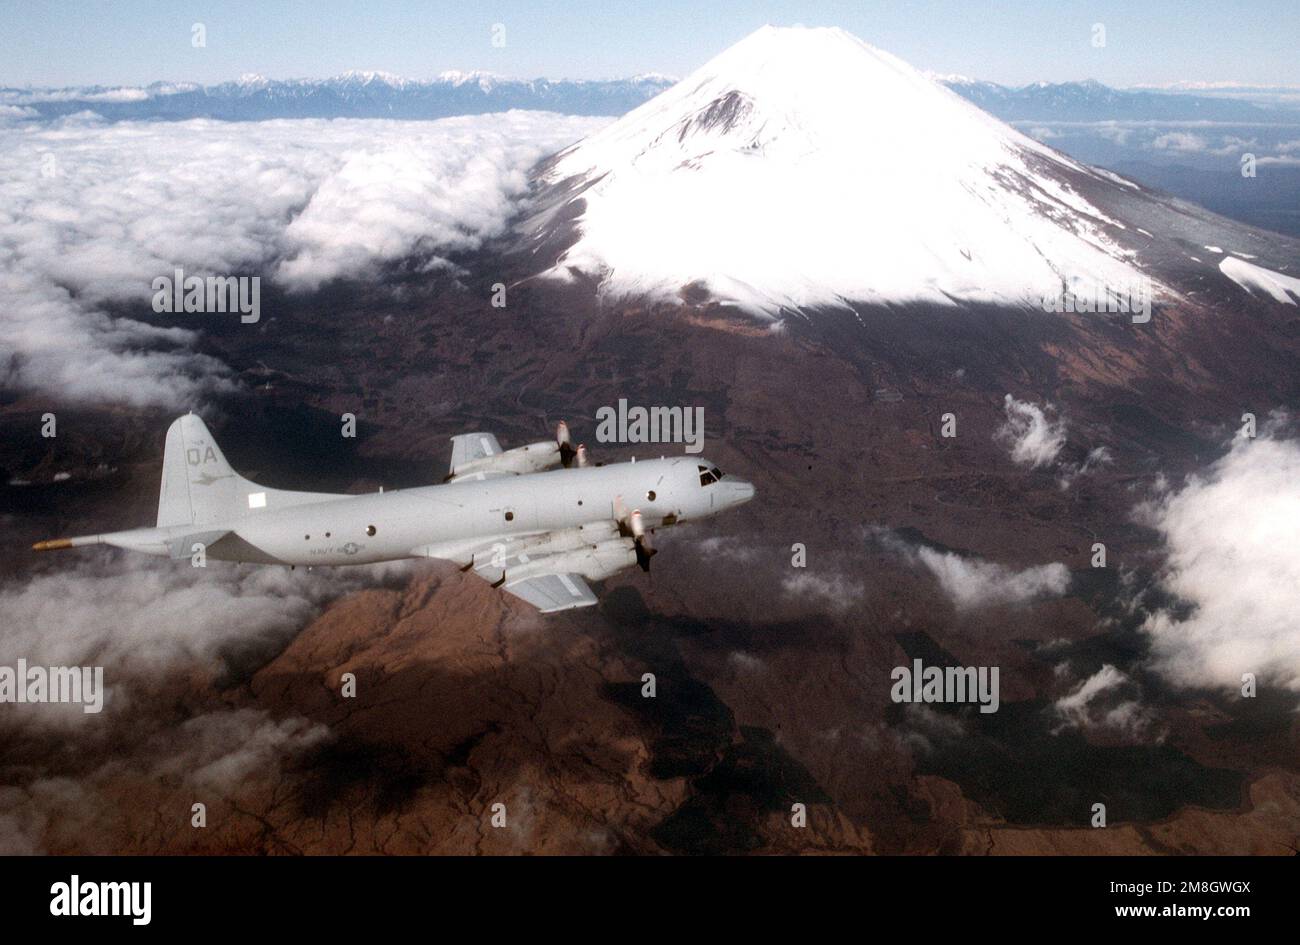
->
xmin=33 ymin=414 xmax=756 ymax=613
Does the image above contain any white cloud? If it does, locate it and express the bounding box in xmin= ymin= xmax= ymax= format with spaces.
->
xmin=1139 ymin=434 xmax=1300 ymax=692
xmin=914 ymin=547 xmax=1070 ymax=609
xmin=868 ymin=525 xmax=1069 ymax=609
xmin=1052 ymin=664 xmax=1152 ymax=736
xmin=0 ymin=707 xmax=329 ymax=854
xmin=158 ymin=709 xmax=331 ymax=793
xmin=780 ymin=571 xmax=864 ymax=613
xmin=1057 ymin=444 xmax=1112 ymax=489
xmin=0 ymin=555 xmax=411 ymax=729
xmin=1150 ymin=132 xmax=1208 ymax=152
xmin=996 ymin=394 xmax=1066 ymax=468
xmin=0 ymin=104 xmax=38 ymax=121
xmin=1094 ymin=124 xmax=1132 ymax=146
xmin=0 ymin=113 xmax=605 ymax=405
xmin=691 ymin=535 xmax=760 ymax=562
xmin=726 ymin=651 xmax=765 ymax=673
xmin=0 ymin=549 xmax=425 ymax=852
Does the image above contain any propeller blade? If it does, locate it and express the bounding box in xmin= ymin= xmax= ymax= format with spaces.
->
xmin=630 ymin=509 xmax=657 ymax=571
xmin=557 ymin=420 xmax=576 ymax=467
xmin=575 ymin=443 xmax=589 ymax=468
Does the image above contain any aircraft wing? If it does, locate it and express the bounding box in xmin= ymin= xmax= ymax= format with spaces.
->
xmin=501 ymin=572 xmax=598 ymax=613
xmin=456 ymin=522 xmax=629 ymax=614
xmin=448 ymin=433 xmax=503 ymax=479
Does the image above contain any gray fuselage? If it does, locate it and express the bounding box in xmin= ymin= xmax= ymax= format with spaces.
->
xmin=167 ymin=456 xmax=751 ymax=566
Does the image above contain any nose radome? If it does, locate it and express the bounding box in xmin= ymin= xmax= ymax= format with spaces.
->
xmin=732 ymin=479 xmax=756 ymax=505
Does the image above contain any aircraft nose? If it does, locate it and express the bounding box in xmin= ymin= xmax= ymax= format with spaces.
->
xmin=729 ymin=478 xmax=756 ymax=506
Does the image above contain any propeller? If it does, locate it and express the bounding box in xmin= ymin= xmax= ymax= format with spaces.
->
xmin=575 ymin=443 xmax=589 ymax=468
xmin=629 ymin=507 xmax=656 ymax=572
xmin=557 ymin=420 xmax=577 ymax=467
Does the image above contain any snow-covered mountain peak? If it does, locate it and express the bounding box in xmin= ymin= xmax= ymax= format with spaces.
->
xmin=565 ymin=25 xmax=1038 ymax=169
xmin=524 ymin=25 xmax=1157 ymax=317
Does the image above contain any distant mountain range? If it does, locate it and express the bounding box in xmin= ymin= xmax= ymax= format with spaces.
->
xmin=938 ymin=77 xmax=1300 ymax=123
xmin=0 ymin=71 xmax=677 ymax=121
xmin=5 ymin=70 xmax=1298 ymax=125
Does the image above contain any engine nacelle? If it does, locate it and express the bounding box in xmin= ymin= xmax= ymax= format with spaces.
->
xmin=450 ymin=441 xmax=560 ymax=480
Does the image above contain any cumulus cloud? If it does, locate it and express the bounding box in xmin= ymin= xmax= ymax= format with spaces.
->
xmin=1057 ymin=444 xmax=1112 ymax=489
xmin=1150 ymin=131 xmax=1208 ymax=152
xmin=0 ymin=112 xmax=605 ymax=405
xmin=996 ymin=394 xmax=1066 ymax=468
xmin=1138 ymin=433 xmax=1300 ymax=692
xmin=689 ymin=535 xmax=761 ymax=562
xmin=894 ymin=703 xmax=966 ymax=756
xmin=1094 ymin=124 xmax=1132 ymax=146
xmin=0 ymin=104 xmax=39 ymax=121
xmin=727 ymin=651 xmax=765 ymax=673
xmin=914 ymin=547 xmax=1069 ymax=609
xmin=780 ymin=571 xmax=864 ymax=613
xmin=1052 ymin=664 xmax=1152 ymax=737
xmin=869 ymin=526 xmax=1070 ymax=610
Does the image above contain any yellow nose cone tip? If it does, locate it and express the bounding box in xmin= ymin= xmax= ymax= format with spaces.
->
xmin=32 ymin=538 xmax=72 ymax=551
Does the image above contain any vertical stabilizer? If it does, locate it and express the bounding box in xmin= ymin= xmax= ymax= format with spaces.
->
xmin=156 ymin=414 xmax=344 ymax=528
xmin=157 ymin=414 xmax=241 ymax=526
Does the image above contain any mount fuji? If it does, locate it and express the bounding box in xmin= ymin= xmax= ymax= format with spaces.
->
xmin=516 ymin=25 xmax=1298 ymax=318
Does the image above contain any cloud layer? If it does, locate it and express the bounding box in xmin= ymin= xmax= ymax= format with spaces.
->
xmin=0 ymin=112 xmax=604 ymax=405
xmin=0 ymin=554 xmax=417 ymax=852
xmin=0 ymin=555 xmax=410 ymax=727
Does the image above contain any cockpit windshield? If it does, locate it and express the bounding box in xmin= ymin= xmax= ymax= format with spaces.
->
xmin=698 ymin=463 xmax=724 ymax=486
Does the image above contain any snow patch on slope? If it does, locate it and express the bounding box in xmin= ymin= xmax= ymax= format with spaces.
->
xmin=1219 ymin=255 xmax=1300 ymax=304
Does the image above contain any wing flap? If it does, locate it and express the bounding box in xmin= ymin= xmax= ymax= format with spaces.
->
xmin=503 ymin=572 xmax=598 ymax=613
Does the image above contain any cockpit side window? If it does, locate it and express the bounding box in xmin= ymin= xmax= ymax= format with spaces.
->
xmin=698 ymin=464 xmax=721 ymax=486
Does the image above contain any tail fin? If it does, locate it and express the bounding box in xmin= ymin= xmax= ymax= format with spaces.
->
xmin=157 ymin=414 xmax=346 ymax=527
xmin=157 ymin=414 xmax=253 ymax=526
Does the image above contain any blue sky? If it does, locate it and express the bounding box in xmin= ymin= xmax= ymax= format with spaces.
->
xmin=3 ymin=0 xmax=1298 ymax=88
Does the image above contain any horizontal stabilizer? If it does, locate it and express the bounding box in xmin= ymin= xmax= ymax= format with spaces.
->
xmin=167 ymin=529 xmax=232 ymax=559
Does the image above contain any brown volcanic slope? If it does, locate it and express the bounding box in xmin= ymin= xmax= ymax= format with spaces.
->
xmin=2 ymin=245 xmax=1299 ymax=854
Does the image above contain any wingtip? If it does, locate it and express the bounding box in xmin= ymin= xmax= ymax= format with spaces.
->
xmin=32 ymin=538 xmax=73 ymax=552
